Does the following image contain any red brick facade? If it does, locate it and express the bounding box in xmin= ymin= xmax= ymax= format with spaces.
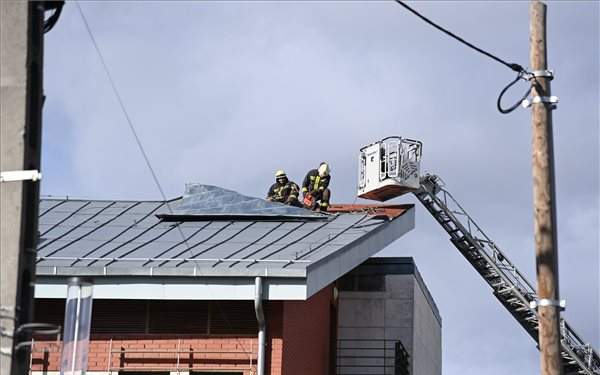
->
xmin=32 ymin=335 xmax=257 ymax=374
xmin=282 ymin=286 xmax=335 ymax=375
xmin=31 ymin=285 xmax=336 ymax=375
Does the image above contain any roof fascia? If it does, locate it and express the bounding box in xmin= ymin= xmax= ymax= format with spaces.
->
xmin=34 ymin=275 xmax=308 ymax=300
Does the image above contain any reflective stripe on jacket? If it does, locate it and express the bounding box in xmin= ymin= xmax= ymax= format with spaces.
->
xmin=267 ymin=181 xmax=299 ymax=202
xmin=302 ymin=169 xmax=330 ymax=194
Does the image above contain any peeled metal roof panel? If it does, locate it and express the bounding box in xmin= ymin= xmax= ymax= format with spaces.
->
xmin=157 ymin=184 xmax=327 ymax=220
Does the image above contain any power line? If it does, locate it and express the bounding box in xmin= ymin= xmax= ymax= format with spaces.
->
xmin=75 ymin=3 xmax=256 ymax=362
xmin=394 ymin=0 xmax=526 ymax=74
xmin=394 ymin=1 xmax=534 ymax=114
xmin=75 ymin=2 xmax=169 ymax=203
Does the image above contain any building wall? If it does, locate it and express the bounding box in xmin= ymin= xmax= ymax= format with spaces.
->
xmin=31 ymin=289 xmax=336 ymax=375
xmin=281 ymin=285 xmax=334 ymax=375
xmin=31 ymin=299 xmax=274 ymax=375
xmin=31 ymin=335 xmax=257 ymax=374
xmin=265 ymin=300 xmax=284 ymax=375
xmin=411 ymin=271 xmax=442 ymax=375
xmin=337 ymin=257 xmax=441 ymax=375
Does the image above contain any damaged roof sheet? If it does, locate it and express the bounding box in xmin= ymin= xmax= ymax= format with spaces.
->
xmin=35 ymin=187 xmax=414 ymax=300
xmin=159 ymin=183 xmax=327 ymax=220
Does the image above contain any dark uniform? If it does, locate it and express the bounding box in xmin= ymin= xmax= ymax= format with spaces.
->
xmin=267 ymin=179 xmax=302 ymax=207
xmin=302 ymin=168 xmax=331 ymax=211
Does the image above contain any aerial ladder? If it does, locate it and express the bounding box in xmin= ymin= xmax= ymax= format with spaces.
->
xmin=357 ymin=136 xmax=600 ymax=375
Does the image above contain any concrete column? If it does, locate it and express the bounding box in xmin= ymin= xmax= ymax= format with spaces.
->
xmin=1 ymin=2 xmax=44 ymax=374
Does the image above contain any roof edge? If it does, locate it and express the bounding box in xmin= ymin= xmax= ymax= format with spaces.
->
xmin=36 ymin=266 xmax=307 ymax=278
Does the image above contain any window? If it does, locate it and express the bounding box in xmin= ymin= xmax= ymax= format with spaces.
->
xmin=338 ymin=274 xmax=385 ymax=292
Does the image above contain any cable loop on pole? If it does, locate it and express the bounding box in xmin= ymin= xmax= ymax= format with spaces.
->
xmin=497 ymin=71 xmax=531 ymax=114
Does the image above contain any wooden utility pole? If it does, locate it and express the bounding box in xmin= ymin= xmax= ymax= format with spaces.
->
xmin=529 ymin=2 xmax=563 ymax=375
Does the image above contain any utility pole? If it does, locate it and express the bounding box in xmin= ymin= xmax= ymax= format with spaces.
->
xmin=1 ymin=2 xmax=45 ymax=375
xmin=529 ymin=2 xmax=563 ymax=375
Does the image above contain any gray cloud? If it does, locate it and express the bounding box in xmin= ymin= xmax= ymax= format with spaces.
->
xmin=40 ymin=2 xmax=598 ymax=374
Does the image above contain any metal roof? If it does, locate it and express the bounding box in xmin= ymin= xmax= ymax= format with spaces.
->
xmin=35 ymin=191 xmax=415 ymax=300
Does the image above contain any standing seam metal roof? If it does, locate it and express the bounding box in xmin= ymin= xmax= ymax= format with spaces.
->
xmin=35 ymin=187 xmax=415 ymax=300
xmin=36 ymin=198 xmax=412 ymax=278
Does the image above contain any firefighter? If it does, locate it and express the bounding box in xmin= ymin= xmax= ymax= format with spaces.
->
xmin=266 ymin=170 xmax=302 ymax=207
xmin=302 ymin=162 xmax=331 ymax=212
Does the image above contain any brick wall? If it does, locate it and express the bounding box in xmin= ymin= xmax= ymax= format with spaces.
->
xmin=31 ymin=335 xmax=257 ymax=374
xmin=31 ymin=290 xmax=337 ymax=375
xmin=264 ymin=300 xmax=283 ymax=375
xmin=281 ymin=285 xmax=336 ymax=375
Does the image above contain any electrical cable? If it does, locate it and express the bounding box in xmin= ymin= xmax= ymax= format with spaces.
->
xmin=497 ymin=71 xmax=531 ymax=114
xmin=76 ymin=2 xmax=169 ymax=205
xmin=394 ymin=0 xmax=533 ymax=114
xmin=394 ymin=0 xmax=525 ymax=73
xmin=75 ymin=3 xmax=256 ymax=362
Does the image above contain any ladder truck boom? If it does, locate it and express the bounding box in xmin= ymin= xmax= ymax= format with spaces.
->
xmin=416 ymin=174 xmax=599 ymax=375
xmin=357 ymin=137 xmax=600 ymax=375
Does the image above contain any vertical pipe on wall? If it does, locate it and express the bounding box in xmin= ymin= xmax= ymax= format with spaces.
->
xmin=60 ymin=277 xmax=94 ymax=375
xmin=254 ymin=277 xmax=266 ymax=375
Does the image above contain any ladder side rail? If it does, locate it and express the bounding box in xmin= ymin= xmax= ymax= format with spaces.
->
xmin=434 ymin=182 xmax=538 ymax=299
xmin=560 ymin=342 xmax=595 ymax=375
xmin=418 ymin=174 xmax=600 ymax=375
xmin=436 ymin=180 xmax=599 ymax=373
xmin=418 ymin=182 xmax=538 ymax=312
xmin=561 ymin=319 xmax=600 ymax=372
xmin=417 ymin=183 xmax=535 ymax=313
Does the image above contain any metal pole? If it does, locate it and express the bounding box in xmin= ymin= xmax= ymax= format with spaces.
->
xmin=254 ymin=277 xmax=266 ymax=375
xmin=529 ymin=2 xmax=563 ymax=374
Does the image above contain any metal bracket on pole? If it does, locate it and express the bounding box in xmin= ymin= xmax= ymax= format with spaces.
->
xmin=0 ymin=305 xmax=16 ymax=315
xmin=528 ymin=69 xmax=554 ymax=80
xmin=530 ymin=299 xmax=566 ymax=311
xmin=13 ymin=323 xmax=61 ymax=351
xmin=522 ymin=96 xmax=558 ymax=109
xmin=0 ymin=170 xmax=42 ymax=182
xmin=0 ymin=305 xmax=17 ymax=355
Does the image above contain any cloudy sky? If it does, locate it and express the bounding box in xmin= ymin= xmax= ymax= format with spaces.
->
xmin=40 ymin=1 xmax=598 ymax=374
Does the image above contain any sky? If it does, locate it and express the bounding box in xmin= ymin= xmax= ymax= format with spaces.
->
xmin=39 ymin=1 xmax=598 ymax=374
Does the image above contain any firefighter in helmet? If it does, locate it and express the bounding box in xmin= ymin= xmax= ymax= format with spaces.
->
xmin=302 ymin=162 xmax=331 ymax=212
xmin=266 ymin=170 xmax=302 ymax=207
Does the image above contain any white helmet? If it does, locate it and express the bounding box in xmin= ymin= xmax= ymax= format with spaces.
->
xmin=275 ymin=170 xmax=287 ymax=179
xmin=318 ymin=162 xmax=330 ymax=176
